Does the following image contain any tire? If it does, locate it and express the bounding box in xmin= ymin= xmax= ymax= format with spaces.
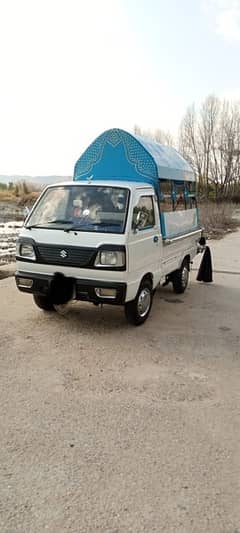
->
xmin=124 ymin=279 xmax=153 ymax=326
xmin=171 ymin=258 xmax=190 ymax=294
xmin=33 ymin=294 xmax=55 ymax=311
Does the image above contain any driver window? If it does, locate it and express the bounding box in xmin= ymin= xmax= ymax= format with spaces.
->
xmin=132 ymin=196 xmax=155 ymax=229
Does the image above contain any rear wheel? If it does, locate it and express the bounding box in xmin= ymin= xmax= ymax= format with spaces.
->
xmin=124 ymin=279 xmax=153 ymax=326
xmin=33 ymin=294 xmax=55 ymax=311
xmin=171 ymin=258 xmax=190 ymax=294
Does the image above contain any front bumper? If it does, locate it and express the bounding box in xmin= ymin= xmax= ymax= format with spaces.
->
xmin=15 ymin=271 xmax=127 ymax=305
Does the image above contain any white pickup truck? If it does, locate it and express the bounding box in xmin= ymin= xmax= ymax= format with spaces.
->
xmin=15 ymin=128 xmax=203 ymax=325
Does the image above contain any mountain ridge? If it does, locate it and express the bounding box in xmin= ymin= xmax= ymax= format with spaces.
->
xmin=0 ymin=175 xmax=72 ymax=186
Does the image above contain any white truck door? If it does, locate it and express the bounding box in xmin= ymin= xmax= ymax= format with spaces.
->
xmin=127 ymin=193 xmax=162 ymax=289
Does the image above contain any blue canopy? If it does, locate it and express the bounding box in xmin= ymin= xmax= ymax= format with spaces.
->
xmin=73 ymin=128 xmax=194 ymax=191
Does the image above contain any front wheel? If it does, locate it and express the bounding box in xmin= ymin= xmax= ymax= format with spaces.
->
xmin=33 ymin=294 xmax=55 ymax=311
xmin=124 ymin=280 xmax=153 ymax=326
xmin=171 ymin=259 xmax=190 ymax=294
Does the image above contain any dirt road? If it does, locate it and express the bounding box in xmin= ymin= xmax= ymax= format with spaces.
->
xmin=0 ymin=233 xmax=240 ymax=532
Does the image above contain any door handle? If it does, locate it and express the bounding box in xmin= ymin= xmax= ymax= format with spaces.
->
xmin=153 ymin=235 xmax=159 ymax=243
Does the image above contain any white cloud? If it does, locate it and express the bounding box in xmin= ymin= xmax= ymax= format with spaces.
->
xmin=0 ymin=0 xmax=184 ymax=175
xmin=216 ymin=7 xmax=240 ymax=41
xmin=204 ymin=0 xmax=240 ymax=42
xmin=221 ymin=88 xmax=240 ymax=101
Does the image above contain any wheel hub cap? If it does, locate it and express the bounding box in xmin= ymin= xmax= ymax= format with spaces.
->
xmin=181 ymin=266 xmax=189 ymax=287
xmin=137 ymin=288 xmax=151 ymax=318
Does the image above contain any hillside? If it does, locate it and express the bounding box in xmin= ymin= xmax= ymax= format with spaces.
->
xmin=0 ymin=175 xmax=71 ymax=186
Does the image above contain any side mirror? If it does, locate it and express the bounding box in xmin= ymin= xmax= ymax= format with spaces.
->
xmin=132 ymin=209 xmax=147 ymax=231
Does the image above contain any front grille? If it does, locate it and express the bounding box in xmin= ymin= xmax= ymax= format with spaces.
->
xmin=36 ymin=244 xmax=96 ymax=267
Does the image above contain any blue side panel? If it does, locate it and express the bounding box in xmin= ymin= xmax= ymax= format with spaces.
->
xmin=74 ymin=128 xmax=158 ymax=190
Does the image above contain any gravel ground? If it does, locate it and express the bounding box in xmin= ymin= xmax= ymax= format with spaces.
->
xmin=0 ymin=232 xmax=240 ymax=532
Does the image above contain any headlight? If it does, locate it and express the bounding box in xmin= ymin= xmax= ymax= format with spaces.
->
xmin=95 ymin=250 xmax=125 ymax=268
xmin=17 ymin=243 xmax=36 ymax=260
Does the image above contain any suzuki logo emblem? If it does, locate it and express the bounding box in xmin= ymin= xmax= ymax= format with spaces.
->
xmin=60 ymin=249 xmax=68 ymax=258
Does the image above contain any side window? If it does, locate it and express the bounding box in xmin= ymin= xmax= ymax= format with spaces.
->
xmin=173 ymin=182 xmax=186 ymax=211
xmin=132 ymin=196 xmax=155 ymax=229
xmin=185 ymin=182 xmax=197 ymax=209
xmin=159 ymin=180 xmax=173 ymax=212
xmin=159 ymin=180 xmax=197 ymax=211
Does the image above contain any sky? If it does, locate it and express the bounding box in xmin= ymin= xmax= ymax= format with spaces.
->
xmin=0 ymin=0 xmax=240 ymax=176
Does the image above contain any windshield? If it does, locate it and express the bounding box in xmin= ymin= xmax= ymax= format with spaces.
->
xmin=26 ymin=185 xmax=130 ymax=234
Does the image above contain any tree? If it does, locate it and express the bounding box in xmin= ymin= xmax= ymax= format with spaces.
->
xmin=179 ymin=95 xmax=240 ymax=199
xmin=179 ymin=104 xmax=203 ymax=183
xmin=22 ymin=181 xmax=29 ymax=195
xmin=14 ymin=183 xmax=20 ymax=197
xmin=133 ymin=125 xmax=174 ymax=146
xmin=199 ymin=95 xmax=220 ymax=196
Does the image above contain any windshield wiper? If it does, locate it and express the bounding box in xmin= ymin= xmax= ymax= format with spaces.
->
xmin=26 ymin=223 xmax=46 ymax=230
xmin=47 ymin=219 xmax=73 ymax=224
xmin=26 ymin=219 xmax=73 ymax=230
xmin=95 ymin=222 xmax=121 ymax=226
xmin=64 ymin=222 xmax=122 ymax=233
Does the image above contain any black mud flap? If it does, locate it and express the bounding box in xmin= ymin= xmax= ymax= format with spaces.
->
xmin=197 ymin=246 xmax=213 ymax=283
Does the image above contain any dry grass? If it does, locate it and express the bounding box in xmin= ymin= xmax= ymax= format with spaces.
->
xmin=0 ymin=180 xmax=42 ymax=205
xmin=17 ymin=191 xmax=40 ymax=205
xmin=199 ymin=202 xmax=240 ymax=239
xmin=0 ymin=190 xmax=39 ymax=205
xmin=0 ymin=190 xmax=18 ymax=202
